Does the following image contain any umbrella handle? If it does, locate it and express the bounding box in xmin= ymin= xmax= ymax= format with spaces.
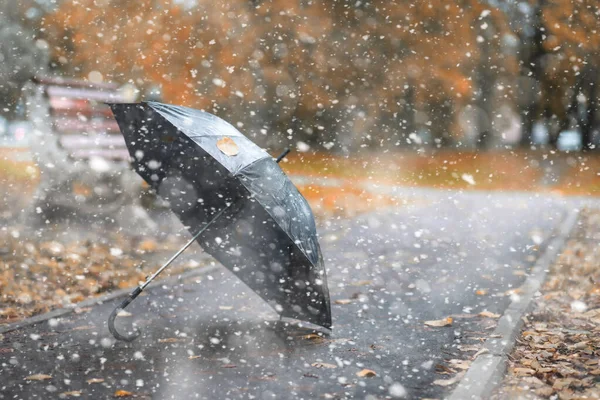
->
xmin=108 ymin=287 xmax=143 ymax=342
xmin=107 ymin=205 xmax=230 ymax=341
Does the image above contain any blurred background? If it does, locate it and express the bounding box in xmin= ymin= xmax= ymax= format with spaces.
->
xmin=0 ymin=0 xmax=599 ymax=319
xmin=1 ymin=1 xmax=599 ymax=199
xmin=1 ymin=0 xmax=599 ymax=147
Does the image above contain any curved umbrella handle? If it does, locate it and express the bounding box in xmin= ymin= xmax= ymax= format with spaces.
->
xmin=108 ymin=287 xmax=143 ymax=342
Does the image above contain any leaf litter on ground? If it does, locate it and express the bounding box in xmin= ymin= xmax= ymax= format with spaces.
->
xmin=491 ymin=208 xmax=600 ymax=399
xmin=0 ymin=224 xmax=210 ymax=323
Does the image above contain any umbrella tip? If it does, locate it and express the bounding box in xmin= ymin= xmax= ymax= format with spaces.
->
xmin=276 ymin=148 xmax=291 ymax=163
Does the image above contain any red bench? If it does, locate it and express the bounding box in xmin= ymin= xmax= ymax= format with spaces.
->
xmin=24 ymin=77 xmax=144 ymax=216
xmin=32 ymin=76 xmax=131 ymax=162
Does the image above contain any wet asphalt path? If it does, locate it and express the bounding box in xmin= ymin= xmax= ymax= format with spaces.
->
xmin=0 ymin=190 xmax=578 ymax=399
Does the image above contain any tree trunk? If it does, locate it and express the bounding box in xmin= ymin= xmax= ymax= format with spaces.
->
xmin=520 ymin=0 xmax=546 ymax=147
xmin=581 ymin=70 xmax=597 ymax=151
xmin=477 ymin=19 xmax=494 ymax=149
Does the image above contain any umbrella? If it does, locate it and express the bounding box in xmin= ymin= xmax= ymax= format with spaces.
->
xmin=107 ymin=102 xmax=331 ymax=341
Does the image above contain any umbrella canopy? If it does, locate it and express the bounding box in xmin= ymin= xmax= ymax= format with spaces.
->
xmin=110 ymin=102 xmax=331 ymax=330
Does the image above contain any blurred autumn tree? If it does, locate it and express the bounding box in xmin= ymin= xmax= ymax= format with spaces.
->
xmin=515 ymin=0 xmax=600 ymax=149
xmin=0 ymin=1 xmax=49 ymax=121
xmin=35 ymin=0 xmax=598 ymax=151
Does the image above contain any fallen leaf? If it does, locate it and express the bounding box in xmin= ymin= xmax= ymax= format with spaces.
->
xmin=435 ymin=364 xmax=457 ymax=375
xmin=356 ymin=369 xmax=377 ymax=377
xmin=475 ymin=289 xmax=488 ymax=296
xmin=522 ymin=330 xmax=538 ymax=337
xmin=424 ymin=317 xmax=453 ymax=327
xmin=458 ymin=345 xmax=481 ymax=352
xmin=216 ymin=137 xmax=239 ymax=156
xmin=448 ymin=359 xmax=471 ymax=370
xmin=188 ymin=355 xmax=202 ymax=360
xmin=137 ymin=239 xmax=157 ymax=252
xmin=535 ymin=386 xmax=554 ymax=397
xmin=158 ymin=338 xmax=185 ymax=343
xmin=25 ymin=374 xmax=52 ymax=381
xmin=513 ymin=367 xmax=535 ymax=376
xmin=114 ymin=390 xmax=134 ymax=397
xmin=311 ymin=362 xmax=337 ymax=369
xmin=552 ymin=378 xmax=574 ymax=390
xmin=567 ymin=341 xmax=589 ymax=351
xmin=473 ymin=348 xmax=489 ymax=359
xmin=302 ymin=333 xmax=326 ymax=344
xmin=303 ymin=333 xmax=323 ymax=339
xmin=479 ymin=311 xmax=501 ymax=319
xmin=334 ymin=299 xmax=353 ymax=305
xmin=86 ymin=378 xmax=104 ymax=384
xmin=505 ymin=288 xmax=523 ymax=296
xmin=450 ymin=314 xmax=479 ymax=319
xmin=116 ymin=310 xmax=132 ymax=317
xmin=350 ymin=280 xmax=372 ymax=287
xmin=71 ymin=325 xmax=95 ymax=331
xmin=60 ymin=391 xmax=82 ymax=397
xmin=222 ymin=364 xmax=237 ymax=368
xmin=433 ymin=371 xmax=465 ymax=386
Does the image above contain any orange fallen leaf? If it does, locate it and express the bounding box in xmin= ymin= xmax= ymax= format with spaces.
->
xmin=475 ymin=289 xmax=488 ymax=296
xmin=71 ymin=325 xmax=95 ymax=331
xmin=61 ymin=391 xmax=82 ymax=397
xmin=116 ymin=310 xmax=132 ymax=317
xmin=513 ymin=367 xmax=535 ymax=376
xmin=356 ymin=369 xmax=377 ymax=377
xmin=86 ymin=378 xmax=104 ymax=384
xmin=448 ymin=359 xmax=471 ymax=370
xmin=479 ymin=311 xmax=501 ymax=319
xmin=473 ymin=348 xmax=490 ymax=359
xmin=311 ymin=362 xmax=337 ymax=369
xmin=334 ymin=299 xmax=352 ymax=305
xmin=216 ymin=137 xmax=239 ymax=156
xmin=433 ymin=371 xmax=465 ymax=386
xmin=137 ymin=239 xmax=157 ymax=252
xmin=158 ymin=338 xmax=185 ymax=343
xmin=25 ymin=374 xmax=52 ymax=381
xmin=424 ymin=317 xmax=453 ymax=327
xmin=114 ymin=390 xmax=134 ymax=397
xmin=302 ymin=333 xmax=325 ymax=341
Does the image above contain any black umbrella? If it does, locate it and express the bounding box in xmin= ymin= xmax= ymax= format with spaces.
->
xmin=107 ymin=102 xmax=331 ymax=341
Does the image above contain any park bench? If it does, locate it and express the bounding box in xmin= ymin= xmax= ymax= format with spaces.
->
xmin=24 ymin=76 xmax=144 ymax=217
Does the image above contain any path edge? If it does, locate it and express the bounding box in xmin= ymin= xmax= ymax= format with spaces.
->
xmin=0 ymin=265 xmax=218 ymax=335
xmin=446 ymin=208 xmax=580 ymax=400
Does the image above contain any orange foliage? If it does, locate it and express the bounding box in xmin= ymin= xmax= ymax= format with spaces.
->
xmin=41 ymin=0 xmax=516 ymax=144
